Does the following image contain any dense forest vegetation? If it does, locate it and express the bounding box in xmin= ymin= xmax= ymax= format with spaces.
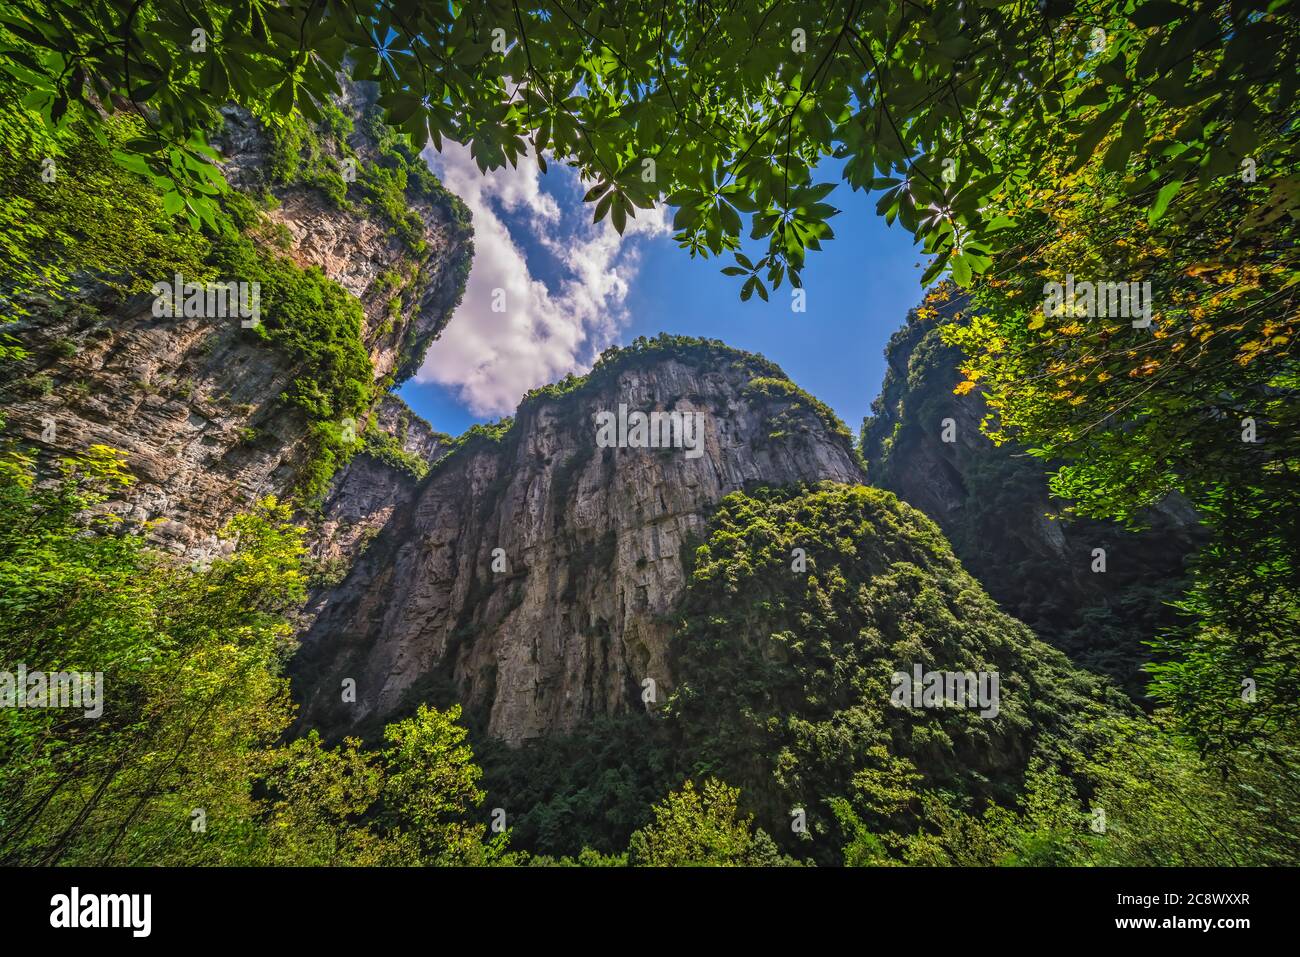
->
xmin=1 ymin=0 xmax=1297 ymax=867
xmin=4 ymin=446 xmax=1296 ymax=865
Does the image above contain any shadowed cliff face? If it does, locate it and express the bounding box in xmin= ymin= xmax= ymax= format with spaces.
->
xmin=293 ymin=346 xmax=865 ymax=745
xmin=0 ymin=82 xmax=469 ymax=559
xmin=307 ymin=393 xmax=449 ymax=576
xmin=861 ymin=294 xmax=1201 ymax=697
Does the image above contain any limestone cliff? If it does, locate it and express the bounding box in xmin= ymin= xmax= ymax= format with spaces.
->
xmin=0 ymin=83 xmax=470 ymax=558
xmin=307 ymin=393 xmax=449 ymax=584
xmin=292 ymin=339 xmax=865 ymax=744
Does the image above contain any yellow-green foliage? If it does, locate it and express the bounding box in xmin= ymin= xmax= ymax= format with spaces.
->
xmin=0 ymin=99 xmax=212 ymax=318
xmin=743 ymin=375 xmax=853 ymax=441
xmin=626 ymin=778 xmax=794 ymax=867
xmin=0 ymin=99 xmax=381 ymax=507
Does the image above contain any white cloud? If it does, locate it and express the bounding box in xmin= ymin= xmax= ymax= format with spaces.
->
xmin=415 ymin=142 xmax=669 ymax=417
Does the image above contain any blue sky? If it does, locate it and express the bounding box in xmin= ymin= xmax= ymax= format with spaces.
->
xmin=399 ymin=149 xmax=925 ymax=438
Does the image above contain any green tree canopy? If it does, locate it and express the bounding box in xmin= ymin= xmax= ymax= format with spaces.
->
xmin=0 ymin=443 xmax=501 ymax=865
xmin=626 ymin=778 xmax=791 ymax=867
xmin=3 ymin=1 xmax=1294 ymax=296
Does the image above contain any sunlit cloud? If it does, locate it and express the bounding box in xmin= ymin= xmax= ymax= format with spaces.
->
xmin=415 ymin=142 xmax=669 ymax=417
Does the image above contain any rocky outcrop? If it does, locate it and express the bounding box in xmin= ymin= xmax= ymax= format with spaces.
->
xmin=0 ymin=84 xmax=470 ymax=558
xmin=212 ymin=79 xmax=469 ymax=384
xmin=860 ymin=291 xmax=1200 ymax=696
xmin=1 ymin=290 xmax=323 ymax=557
xmin=292 ymin=341 xmax=865 ymax=744
xmin=308 ymin=394 xmax=449 ymax=578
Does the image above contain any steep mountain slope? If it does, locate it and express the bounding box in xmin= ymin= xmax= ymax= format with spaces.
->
xmin=860 ymin=290 xmax=1200 ymax=697
xmin=292 ymin=337 xmax=866 ymax=743
xmin=489 ymin=480 xmax=1132 ymax=863
xmin=307 ymin=393 xmax=450 ymax=584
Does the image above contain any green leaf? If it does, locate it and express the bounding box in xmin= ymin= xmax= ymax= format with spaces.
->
xmin=110 ymin=150 xmax=151 ymax=177
xmin=1073 ymin=104 xmax=1125 ymax=170
xmin=673 ymin=204 xmax=701 ymax=230
xmin=921 ymin=252 xmax=950 ymax=286
xmin=1147 ymin=178 xmax=1182 ymax=224
xmin=378 ymin=91 xmax=420 ymax=124
xmin=270 ymin=78 xmax=296 ymax=114
xmin=594 ymin=191 xmax=614 ymax=224
xmin=950 ymin=252 xmax=972 ymax=286
xmin=718 ymin=201 xmax=741 ymax=236
xmin=1104 ymin=111 xmax=1145 ymax=174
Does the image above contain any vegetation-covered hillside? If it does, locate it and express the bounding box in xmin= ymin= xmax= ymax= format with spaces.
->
xmin=667 ymin=483 xmax=1124 ymax=862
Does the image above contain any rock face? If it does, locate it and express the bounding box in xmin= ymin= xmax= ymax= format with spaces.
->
xmin=212 ymin=81 xmax=469 ymax=384
xmin=0 ymin=287 xmax=314 ymax=556
xmin=308 ymin=394 xmax=449 ymax=577
xmin=293 ymin=342 xmax=865 ymax=744
xmin=860 ymin=293 xmax=1200 ymax=695
xmin=0 ymin=84 xmax=469 ymax=558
